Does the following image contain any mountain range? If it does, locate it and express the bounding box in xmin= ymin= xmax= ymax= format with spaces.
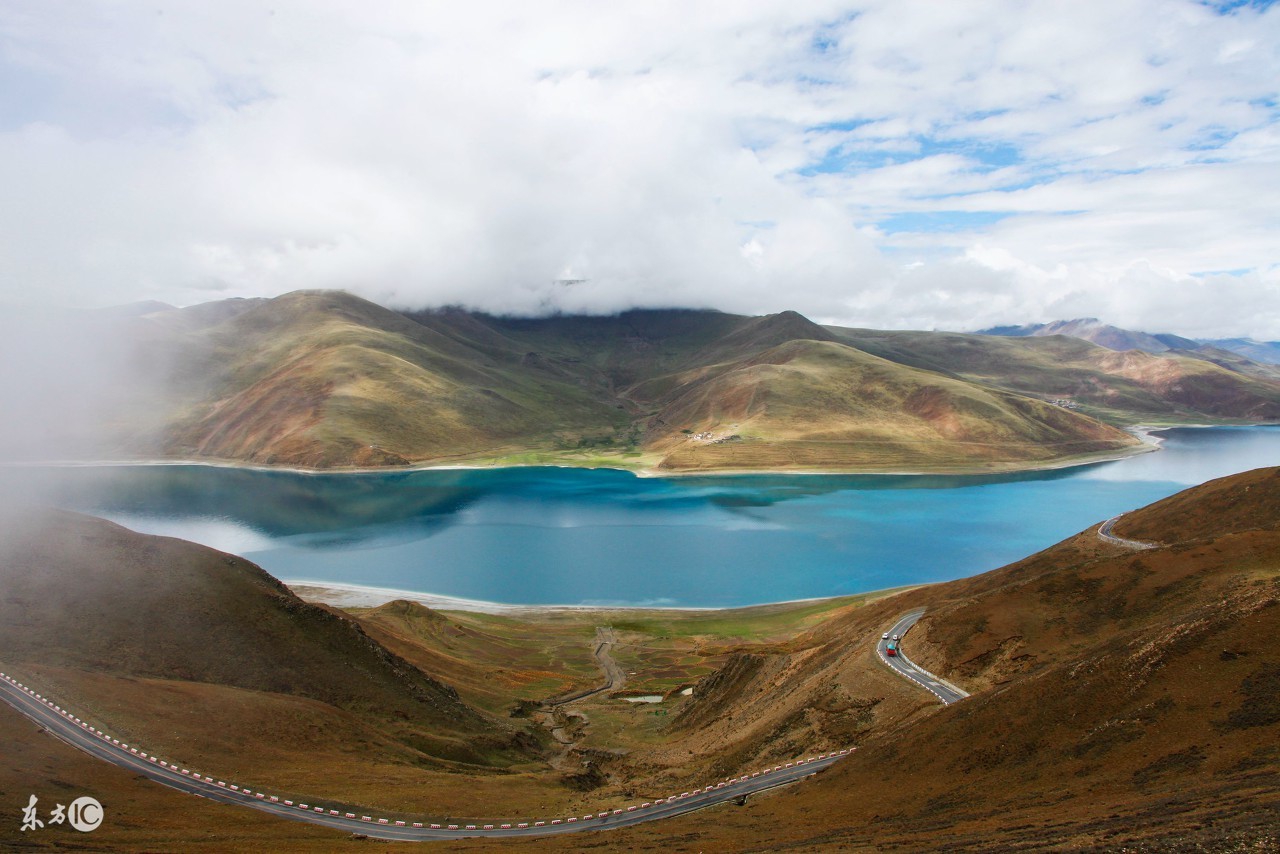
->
xmin=980 ymin=317 xmax=1280 ymax=365
xmin=12 ymin=291 xmax=1280 ymax=472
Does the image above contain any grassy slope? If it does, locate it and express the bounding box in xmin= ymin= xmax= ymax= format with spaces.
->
xmin=21 ymin=293 xmax=1280 ymax=471
xmin=467 ymin=307 xmax=1146 ymax=471
xmin=476 ymin=308 xmax=751 ymax=393
xmin=350 ymin=601 xmax=603 ymax=716
xmin=349 ymin=592 xmax=902 ymax=715
xmin=0 ymin=700 xmax=347 ymax=852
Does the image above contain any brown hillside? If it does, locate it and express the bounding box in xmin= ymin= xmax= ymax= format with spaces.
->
xmin=1111 ymin=464 xmax=1280 ymax=544
xmin=696 ymin=309 xmax=838 ymax=357
xmin=15 ymin=294 xmax=1280 ymax=471
xmin=163 ymin=290 xmax=630 ymax=467
xmin=349 ymin=599 xmax=599 ymax=715
xmin=159 ymin=293 xmax=1145 ymax=472
xmin=0 ymin=508 xmax=530 ymax=768
xmin=1095 ymin=348 xmax=1280 ymax=420
xmin=643 ymin=339 xmax=1137 ymax=471
xmin=1 ymin=470 xmax=1277 ymax=849
xmin=511 ymin=466 xmax=1280 ymax=850
xmin=836 ymin=326 xmax=1280 ymax=424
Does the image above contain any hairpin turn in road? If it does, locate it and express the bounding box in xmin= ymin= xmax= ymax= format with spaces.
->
xmin=876 ymin=609 xmax=969 ymax=705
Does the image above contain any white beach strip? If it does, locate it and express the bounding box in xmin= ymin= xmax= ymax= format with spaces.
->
xmin=285 ymin=579 xmax=892 ymax=616
xmin=287 ymin=580 xmax=626 ymax=615
xmin=1 ymin=432 xmax=1166 ymax=479
xmin=1126 ymin=425 xmax=1171 ymax=447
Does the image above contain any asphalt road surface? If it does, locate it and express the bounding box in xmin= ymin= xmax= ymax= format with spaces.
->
xmin=1098 ymin=514 xmax=1158 ymax=550
xmin=0 ymin=669 xmax=849 ymax=841
xmin=877 ymin=609 xmax=969 ymax=705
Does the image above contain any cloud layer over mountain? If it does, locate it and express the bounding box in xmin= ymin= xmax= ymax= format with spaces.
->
xmin=1 ymin=1 xmax=1278 ymax=336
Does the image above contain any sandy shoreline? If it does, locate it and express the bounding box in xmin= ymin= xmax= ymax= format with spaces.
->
xmin=2 ymin=426 xmax=1178 ymax=478
xmin=286 ymin=579 xmax=902 ymax=616
xmin=1128 ymin=424 xmax=1170 ymax=446
xmin=286 ymin=581 xmax=582 ymax=615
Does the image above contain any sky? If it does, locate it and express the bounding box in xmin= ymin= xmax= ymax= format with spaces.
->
xmin=1 ymin=1 xmax=1278 ymax=337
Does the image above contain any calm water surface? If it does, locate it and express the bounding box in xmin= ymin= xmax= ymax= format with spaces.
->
xmin=19 ymin=426 xmax=1280 ymax=607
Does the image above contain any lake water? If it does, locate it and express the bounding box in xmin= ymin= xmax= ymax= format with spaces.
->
xmin=14 ymin=426 xmax=1279 ymax=608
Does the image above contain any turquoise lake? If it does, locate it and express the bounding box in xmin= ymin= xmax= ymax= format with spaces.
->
xmin=19 ymin=426 xmax=1280 ymax=608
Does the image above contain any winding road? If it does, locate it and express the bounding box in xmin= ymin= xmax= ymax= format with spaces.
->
xmin=2 ymin=613 xmax=975 ymax=839
xmin=0 ymin=668 xmax=848 ymax=841
xmin=1098 ymin=513 xmax=1158 ymax=550
xmin=876 ymin=609 xmax=969 ymax=705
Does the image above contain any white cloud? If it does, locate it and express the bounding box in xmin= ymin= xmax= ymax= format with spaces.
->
xmin=0 ymin=0 xmax=1277 ymax=338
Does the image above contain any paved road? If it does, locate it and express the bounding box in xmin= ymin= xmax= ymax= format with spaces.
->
xmin=1098 ymin=514 xmax=1158 ymax=550
xmin=877 ymin=610 xmax=969 ymax=705
xmin=0 ymin=669 xmax=849 ymax=841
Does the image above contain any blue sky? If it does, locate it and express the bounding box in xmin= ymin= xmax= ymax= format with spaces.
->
xmin=0 ymin=1 xmax=1277 ymax=337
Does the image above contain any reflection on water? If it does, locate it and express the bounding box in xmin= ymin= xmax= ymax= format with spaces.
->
xmin=7 ymin=426 xmax=1278 ymax=607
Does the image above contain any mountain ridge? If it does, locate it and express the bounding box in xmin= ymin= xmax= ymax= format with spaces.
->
xmin=979 ymin=316 xmax=1280 ymax=365
xmin=19 ymin=290 xmax=1280 ymax=471
xmin=158 ymin=292 xmax=1147 ymax=471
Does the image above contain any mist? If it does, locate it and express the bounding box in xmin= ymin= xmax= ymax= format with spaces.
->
xmin=0 ymin=302 xmax=203 ymax=538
